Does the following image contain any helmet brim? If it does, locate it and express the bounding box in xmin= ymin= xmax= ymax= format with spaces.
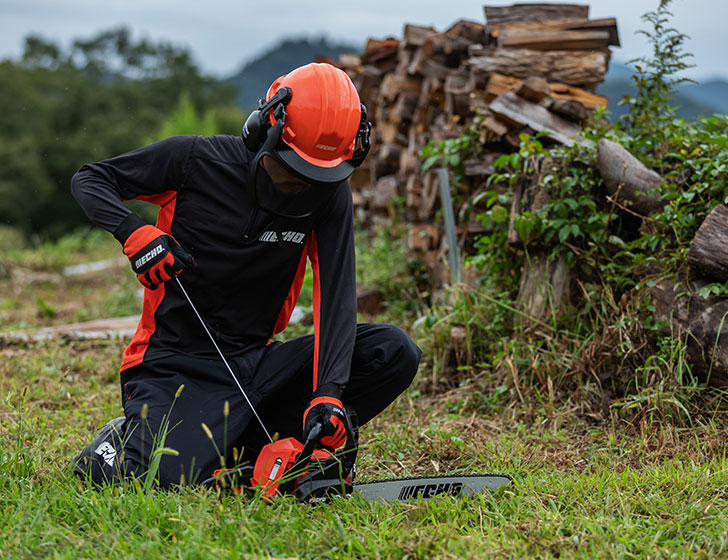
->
xmin=274 ymin=142 xmax=355 ymax=186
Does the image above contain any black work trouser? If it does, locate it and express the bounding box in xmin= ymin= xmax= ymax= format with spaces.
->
xmin=73 ymin=323 xmax=421 ymax=488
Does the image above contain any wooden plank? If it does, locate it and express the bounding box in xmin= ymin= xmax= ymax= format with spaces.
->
xmin=489 ymin=91 xmax=589 ymax=146
xmin=484 ymin=4 xmax=589 ymax=24
xmin=499 ymin=30 xmax=610 ymax=51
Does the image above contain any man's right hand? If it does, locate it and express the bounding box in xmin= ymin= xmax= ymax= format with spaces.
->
xmin=122 ymin=225 xmax=195 ymax=289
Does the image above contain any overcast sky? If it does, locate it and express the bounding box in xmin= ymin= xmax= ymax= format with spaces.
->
xmin=1 ymin=0 xmax=726 ymax=81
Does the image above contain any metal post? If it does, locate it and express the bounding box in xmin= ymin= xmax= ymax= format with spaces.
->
xmin=436 ymin=168 xmax=462 ymax=284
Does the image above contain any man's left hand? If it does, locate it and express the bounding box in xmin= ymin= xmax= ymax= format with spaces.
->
xmin=302 ymin=396 xmax=347 ymax=449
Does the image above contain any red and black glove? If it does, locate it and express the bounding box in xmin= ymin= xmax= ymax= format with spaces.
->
xmin=302 ymin=396 xmax=347 ymax=449
xmin=122 ymin=225 xmax=195 ymax=289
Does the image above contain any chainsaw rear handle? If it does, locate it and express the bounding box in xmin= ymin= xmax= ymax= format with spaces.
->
xmin=280 ymin=407 xmax=358 ymax=494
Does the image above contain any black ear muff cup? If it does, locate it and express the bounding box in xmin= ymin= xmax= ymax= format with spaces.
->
xmin=242 ymin=110 xmax=266 ymax=152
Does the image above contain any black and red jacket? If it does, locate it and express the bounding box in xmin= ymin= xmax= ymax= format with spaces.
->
xmin=71 ymin=135 xmax=356 ymax=399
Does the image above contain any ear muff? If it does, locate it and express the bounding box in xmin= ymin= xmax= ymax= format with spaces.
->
xmin=242 ymin=87 xmax=292 ymax=152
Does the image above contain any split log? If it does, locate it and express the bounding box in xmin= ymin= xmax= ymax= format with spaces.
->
xmin=392 ymin=91 xmax=421 ymax=122
xmin=515 ymin=76 xmax=550 ymax=102
xmin=597 ymin=139 xmax=663 ymax=216
xmin=652 ymin=279 xmax=728 ymax=387
xmin=548 ymin=82 xmax=607 ymax=110
xmin=482 ymin=115 xmax=510 ymax=137
xmin=687 ymin=204 xmax=728 ymax=282
xmin=403 ymin=24 xmax=437 ymax=49
xmin=445 ymin=73 xmax=471 ymax=116
xmin=380 ymin=73 xmax=422 ymax=102
xmin=547 ymin=98 xmax=588 ymax=122
xmin=467 ymin=48 xmax=609 ymax=90
xmin=484 ymin=72 xmax=523 ymax=100
xmin=484 ymin=4 xmax=590 ymax=24
xmin=499 ymin=29 xmax=610 ymax=51
xmin=373 ymin=143 xmax=402 ymax=178
xmin=445 ymin=19 xmax=486 ymax=44
xmin=362 ymin=38 xmax=400 ymax=68
xmin=372 ymin=175 xmax=399 ymax=210
xmin=490 ymin=91 xmax=589 ymax=146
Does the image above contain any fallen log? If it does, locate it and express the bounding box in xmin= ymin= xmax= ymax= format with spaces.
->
xmin=597 ymin=139 xmax=663 ymax=216
xmin=687 ymin=204 xmax=728 ymax=282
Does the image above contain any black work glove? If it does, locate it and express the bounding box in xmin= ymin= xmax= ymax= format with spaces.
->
xmin=122 ymin=225 xmax=195 ymax=289
xmin=302 ymin=396 xmax=347 ymax=449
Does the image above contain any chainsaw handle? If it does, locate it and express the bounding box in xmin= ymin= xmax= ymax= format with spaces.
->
xmin=288 ymin=408 xmax=357 ymax=482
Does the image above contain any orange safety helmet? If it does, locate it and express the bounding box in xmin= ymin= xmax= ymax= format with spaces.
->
xmin=243 ymin=62 xmax=371 ymax=186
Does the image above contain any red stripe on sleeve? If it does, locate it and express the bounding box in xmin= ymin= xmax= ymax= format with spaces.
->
xmin=308 ymin=231 xmax=321 ymax=392
xmin=271 ymin=237 xmax=311 ymax=336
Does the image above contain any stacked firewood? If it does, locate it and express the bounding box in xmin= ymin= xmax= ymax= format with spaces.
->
xmin=336 ymin=3 xmax=619 ymax=282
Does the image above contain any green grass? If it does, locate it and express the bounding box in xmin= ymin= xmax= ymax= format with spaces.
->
xmin=1 ymin=227 xmax=728 ymax=559
xmin=2 ymin=339 xmax=727 ymax=559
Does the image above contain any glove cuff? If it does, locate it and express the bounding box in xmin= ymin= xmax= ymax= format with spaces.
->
xmin=309 ymin=396 xmax=343 ymax=408
xmin=114 ymin=213 xmax=148 ymax=244
xmin=313 ymin=382 xmax=344 ymax=401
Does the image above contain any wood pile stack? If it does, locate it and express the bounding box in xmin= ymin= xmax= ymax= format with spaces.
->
xmin=336 ymin=3 xmax=619 ymax=283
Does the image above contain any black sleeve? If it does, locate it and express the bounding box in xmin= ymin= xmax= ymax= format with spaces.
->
xmin=70 ymin=135 xmax=197 ymax=242
xmin=308 ymin=182 xmax=357 ymax=400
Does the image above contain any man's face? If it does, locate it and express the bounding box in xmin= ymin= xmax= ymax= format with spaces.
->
xmin=260 ymin=155 xmax=311 ymax=196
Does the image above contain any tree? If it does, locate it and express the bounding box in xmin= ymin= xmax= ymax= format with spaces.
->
xmin=0 ymin=28 xmax=238 ymax=237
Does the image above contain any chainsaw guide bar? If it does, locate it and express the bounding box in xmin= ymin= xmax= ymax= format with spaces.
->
xmin=352 ymin=473 xmax=513 ymax=501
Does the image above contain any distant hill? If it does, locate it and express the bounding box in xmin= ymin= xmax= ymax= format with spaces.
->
xmin=597 ymin=62 xmax=728 ymax=120
xmin=224 ymin=37 xmax=361 ymax=110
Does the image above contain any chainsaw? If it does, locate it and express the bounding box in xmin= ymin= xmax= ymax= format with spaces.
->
xmin=200 ymin=407 xmax=512 ymax=503
xmin=177 ymin=277 xmax=512 ymax=503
